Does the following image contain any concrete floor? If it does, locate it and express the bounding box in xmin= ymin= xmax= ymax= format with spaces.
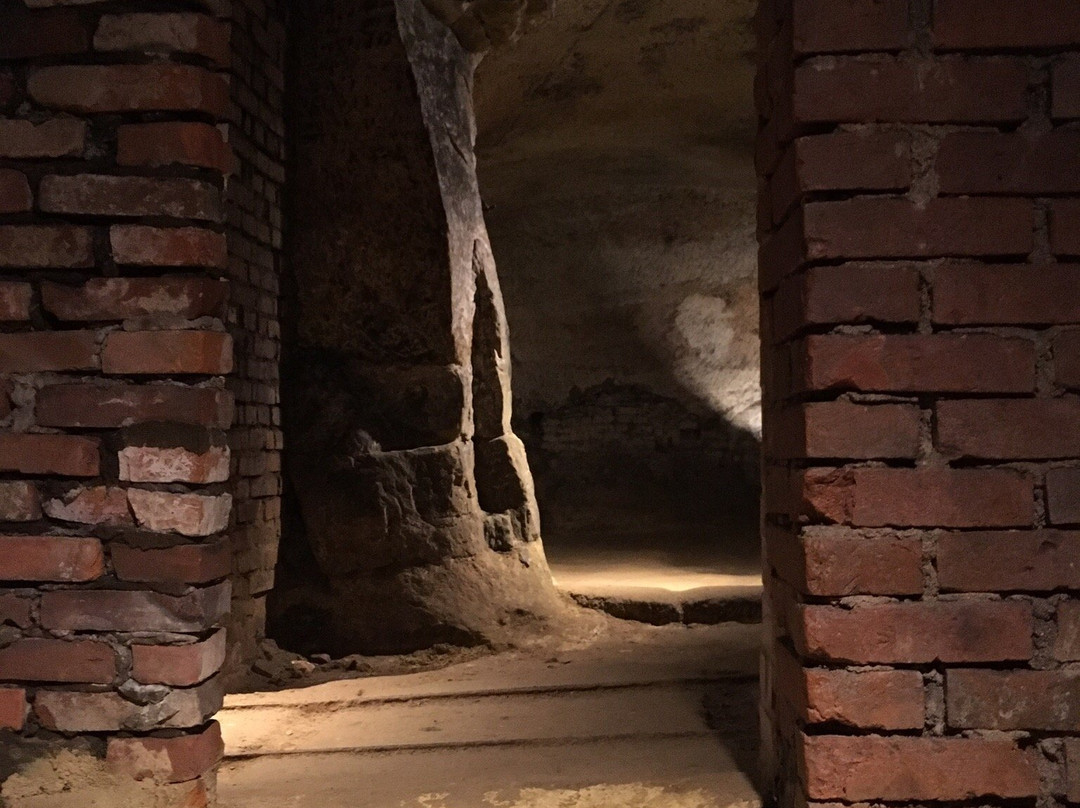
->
xmin=218 ymin=621 xmax=762 ymax=808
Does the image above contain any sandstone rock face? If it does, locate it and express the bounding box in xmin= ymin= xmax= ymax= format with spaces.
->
xmin=271 ymin=0 xmax=565 ymax=656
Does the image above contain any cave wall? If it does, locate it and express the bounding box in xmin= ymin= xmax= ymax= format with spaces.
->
xmin=473 ymin=0 xmax=761 ymax=557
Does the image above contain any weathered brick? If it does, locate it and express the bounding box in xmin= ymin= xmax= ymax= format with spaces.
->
xmin=28 ymin=65 xmax=229 ymax=116
xmin=0 ymin=594 xmax=31 ymax=628
xmin=0 ymin=282 xmax=32 ymax=322
xmin=0 ymin=5 xmax=91 ymax=59
xmin=113 ymin=540 xmax=230 ymax=585
xmin=1054 ymin=57 xmax=1080 ymax=119
xmin=0 ymin=433 xmax=99 ymax=477
xmin=792 ymin=0 xmax=908 ymax=54
xmin=799 ymin=600 xmax=1033 ymax=664
xmin=938 ymin=130 xmax=1080 ymax=194
xmin=107 ymin=721 xmax=224 ymax=783
xmin=797 ymin=334 xmax=1035 ymax=394
xmin=42 ymin=277 xmax=228 ymax=321
xmin=949 ymin=669 xmax=1080 ymax=731
xmin=793 ymin=58 xmax=1029 ymax=124
xmin=0 ymin=482 xmax=41 ymax=522
xmin=1056 ymin=601 xmax=1080 ymax=661
xmin=1068 ymin=737 xmax=1080 ymax=803
xmin=937 ymin=398 xmax=1080 ymax=459
xmin=1051 ymin=199 xmax=1080 ymax=256
xmin=0 ymin=535 xmax=103 ymax=582
xmin=0 ymin=638 xmax=114 ymax=684
xmin=0 ymin=72 xmax=12 ymax=111
xmin=111 ymin=226 xmax=228 ymax=268
xmin=934 ymin=0 xmax=1080 ymax=49
xmin=0 ymin=226 xmax=93 ymax=269
xmin=772 ymin=264 xmax=921 ymax=340
xmin=0 ymin=119 xmax=85 ymax=159
xmin=40 ymin=581 xmax=230 ymax=633
xmin=103 ymin=331 xmax=233 ymax=375
xmin=801 ymin=735 xmax=1038 ymax=802
xmin=35 ymin=678 xmax=223 ymax=732
xmin=119 ymin=444 xmax=229 ymax=484
xmin=0 ymin=170 xmax=32 ymax=214
xmin=765 ymin=525 xmax=924 ymax=596
xmin=43 ymin=486 xmax=132 ymax=527
xmin=939 ymin=530 xmax=1080 ymax=592
xmin=1047 ymin=468 xmax=1080 ymax=525
xmin=0 ymin=688 xmax=26 ymax=731
xmin=39 ymin=175 xmax=221 ymax=221
xmin=1055 ymin=329 xmax=1080 ymax=388
xmin=770 ymin=401 xmax=921 ymax=459
xmin=935 ymin=263 xmax=1080 ymax=325
xmin=0 ymin=331 xmax=98 ymax=373
xmin=132 ymin=630 xmax=227 ymax=687
xmin=36 ymin=384 xmax=234 ymax=429
xmin=117 ymin=122 xmax=231 ymax=172
xmin=128 ymin=490 xmax=232 ymax=536
xmin=804 ymin=667 xmax=923 ymax=730
xmin=95 ymin=13 xmax=229 ymax=67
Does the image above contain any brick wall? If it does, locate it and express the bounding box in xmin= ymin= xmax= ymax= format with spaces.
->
xmin=757 ymin=0 xmax=1080 ymax=805
xmin=0 ymin=0 xmax=235 ymax=803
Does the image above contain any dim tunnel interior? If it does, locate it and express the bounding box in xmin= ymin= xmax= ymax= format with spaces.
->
xmin=266 ymin=0 xmax=762 ymax=661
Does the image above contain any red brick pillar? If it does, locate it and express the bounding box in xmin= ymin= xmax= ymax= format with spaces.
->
xmin=758 ymin=0 xmax=1080 ymax=805
xmin=0 ymin=2 xmax=233 ymax=805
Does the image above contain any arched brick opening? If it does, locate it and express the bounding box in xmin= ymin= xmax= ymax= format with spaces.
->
xmin=0 ymin=0 xmax=1076 ymax=805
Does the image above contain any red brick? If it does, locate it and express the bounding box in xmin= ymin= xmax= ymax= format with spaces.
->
xmin=117 ymin=122 xmax=231 ymax=173
xmin=108 ymin=721 xmax=224 ymax=783
xmin=0 ymin=170 xmax=31 ymax=215
xmin=949 ymin=669 xmax=1080 ymax=731
xmin=941 ymin=130 xmax=1080 ymax=195
xmin=111 ymin=226 xmax=228 ymax=268
xmin=797 ymin=334 xmax=1035 ymax=394
xmin=934 ymin=263 xmax=1080 ymax=325
xmin=1056 ymin=329 xmax=1080 ymax=388
xmin=934 ymin=0 xmax=1080 ymax=49
xmin=40 ymin=581 xmax=230 ymax=633
xmin=771 ymin=132 xmax=911 ymax=223
xmin=35 ymin=678 xmax=223 ymax=732
xmin=0 ymin=482 xmax=41 ymax=522
xmin=801 ymin=735 xmax=1038 ymax=802
xmin=1056 ymin=601 xmax=1080 ymax=661
xmin=128 ymin=490 xmax=232 ymax=537
xmin=1068 ymin=737 xmax=1080 ymax=803
xmin=772 ymin=264 xmax=921 ymax=340
xmin=802 ymin=198 xmax=1035 ymax=260
xmin=0 ymin=119 xmax=85 ymax=159
xmin=36 ymin=384 xmax=234 ymax=429
xmin=1047 ymin=467 xmax=1080 ymax=524
xmin=1051 ymin=200 xmax=1080 ymax=256
xmin=132 ymin=630 xmax=227 ymax=686
xmin=1054 ymin=57 xmax=1080 ymax=119
xmin=799 ymin=600 xmax=1033 ymax=664
xmin=119 ymin=445 xmax=230 ymax=484
xmin=0 ymin=535 xmax=103 ymax=582
xmin=0 ymin=225 xmax=93 ymax=269
xmin=113 ymin=541 xmax=230 ymax=585
xmin=28 ymin=65 xmax=229 ymax=116
xmin=39 ymin=175 xmax=221 ymax=221
xmin=0 ymin=688 xmax=26 ymax=731
xmin=103 ymin=331 xmax=233 ymax=375
xmin=0 ymin=72 xmax=14 ymax=111
xmin=95 ymin=13 xmax=230 ymax=67
xmin=43 ymin=486 xmax=131 ymax=527
xmin=765 ymin=525 xmax=924 ymax=596
xmin=939 ymin=530 xmax=1080 ymax=592
xmin=794 ymin=58 xmax=1029 ymax=124
xmin=0 ymin=331 xmax=98 ymax=373
xmin=0 ymin=282 xmax=31 ymax=322
xmin=0 ymin=638 xmax=115 ymax=684
xmin=770 ymin=401 xmax=921 ymax=459
xmin=42 ymin=277 xmax=228 ymax=321
xmin=0 ymin=594 xmax=31 ymax=628
xmin=0 ymin=5 xmax=91 ymax=59
xmin=792 ymin=0 xmax=908 ymax=54
xmin=937 ymin=398 xmax=1080 ymax=459
xmin=0 ymin=433 xmax=100 ymax=476
xmin=804 ymin=666 xmax=924 ymax=730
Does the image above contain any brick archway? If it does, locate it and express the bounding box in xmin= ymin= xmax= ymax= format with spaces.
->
xmin=0 ymin=0 xmax=1077 ymax=805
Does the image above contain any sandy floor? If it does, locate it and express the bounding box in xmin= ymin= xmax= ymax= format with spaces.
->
xmin=218 ymin=619 xmax=762 ymax=808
